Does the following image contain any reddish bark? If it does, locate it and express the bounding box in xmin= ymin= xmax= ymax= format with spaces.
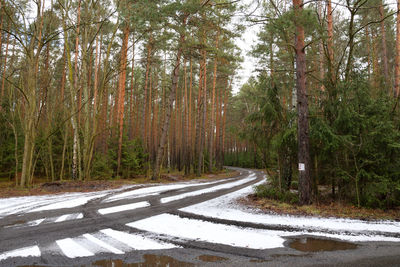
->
xmin=116 ymin=26 xmax=130 ymax=175
xmin=395 ymin=0 xmax=400 ymax=97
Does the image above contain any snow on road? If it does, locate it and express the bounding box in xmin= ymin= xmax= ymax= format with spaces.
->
xmin=98 ymin=201 xmax=150 ymax=215
xmin=160 ymin=172 xmax=257 ymax=203
xmin=103 ymin=178 xmax=233 ymax=203
xmin=56 ymin=238 xmax=95 ymax=258
xmin=1 ymin=169 xmax=399 ymax=263
xmin=0 ymin=246 xmax=40 ymax=261
xmin=180 ymin=177 xmax=400 ymax=241
xmin=30 ymin=194 xmax=108 ymax=212
xmin=100 ymin=229 xmax=178 ymax=250
xmin=128 ymin=213 xmax=287 ymax=249
xmin=0 ymin=185 xmax=136 ymax=217
xmin=128 ymin=213 xmax=400 ymax=251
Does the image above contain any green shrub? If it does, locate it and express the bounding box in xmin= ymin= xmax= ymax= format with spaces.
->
xmin=254 ymin=184 xmax=299 ymax=204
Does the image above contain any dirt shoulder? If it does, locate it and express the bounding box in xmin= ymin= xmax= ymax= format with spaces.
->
xmin=0 ymin=169 xmax=239 ymax=198
xmin=240 ymin=194 xmax=400 ymax=221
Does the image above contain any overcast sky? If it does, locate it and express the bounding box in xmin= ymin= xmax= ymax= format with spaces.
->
xmin=232 ymin=0 xmax=261 ymax=94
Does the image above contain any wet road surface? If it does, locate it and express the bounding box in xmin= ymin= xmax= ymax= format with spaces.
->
xmin=0 ymin=167 xmax=399 ymax=266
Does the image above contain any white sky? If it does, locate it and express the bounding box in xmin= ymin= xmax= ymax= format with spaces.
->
xmin=232 ymin=0 xmax=261 ymax=94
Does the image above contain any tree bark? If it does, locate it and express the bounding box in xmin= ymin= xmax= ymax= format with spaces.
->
xmin=293 ymin=0 xmax=311 ymax=205
xmin=327 ymin=0 xmax=334 ymax=84
xmin=208 ymin=30 xmax=219 ymax=172
xmin=116 ymin=25 xmax=130 ymax=176
xmin=142 ymin=35 xmax=153 ymax=150
xmin=1 ymin=28 xmax=10 ymax=100
xmin=152 ymin=15 xmax=188 ymax=180
xmin=395 ymin=0 xmax=400 ymax=97
xmin=379 ymin=1 xmax=390 ymax=92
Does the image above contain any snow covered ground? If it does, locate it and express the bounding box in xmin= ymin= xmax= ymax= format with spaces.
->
xmin=0 ymin=185 xmax=137 ymax=218
xmin=179 ymin=177 xmax=400 ymax=241
xmin=0 ymin=177 xmax=238 ymax=218
xmin=160 ymin=173 xmax=257 ymax=203
xmin=103 ymin=178 xmax=234 ymax=203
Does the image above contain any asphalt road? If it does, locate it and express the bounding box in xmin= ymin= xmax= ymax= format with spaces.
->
xmin=0 ymin=167 xmax=399 ymax=267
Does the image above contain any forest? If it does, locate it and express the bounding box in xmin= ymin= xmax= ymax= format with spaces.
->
xmin=0 ymin=0 xmax=399 ymax=210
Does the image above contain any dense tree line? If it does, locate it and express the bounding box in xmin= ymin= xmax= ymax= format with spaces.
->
xmin=0 ymin=0 xmax=241 ymax=186
xmin=226 ymin=0 xmax=400 ymax=208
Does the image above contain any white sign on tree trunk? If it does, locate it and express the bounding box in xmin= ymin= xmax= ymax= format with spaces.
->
xmin=298 ymin=163 xmax=305 ymax=171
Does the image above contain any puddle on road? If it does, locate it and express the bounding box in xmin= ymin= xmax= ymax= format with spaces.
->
xmin=289 ymin=237 xmax=357 ymax=252
xmin=93 ymin=254 xmax=193 ymax=267
xmin=198 ymin=254 xmax=227 ymax=262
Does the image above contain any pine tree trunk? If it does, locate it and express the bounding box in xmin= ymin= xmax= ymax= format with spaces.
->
xmin=317 ymin=1 xmax=324 ymax=91
xmin=129 ymin=33 xmax=135 ymax=140
xmin=221 ymin=81 xmax=229 ymax=168
xmin=116 ymin=25 xmax=130 ymax=176
xmin=142 ymin=36 xmax=153 ymax=149
xmin=293 ymin=0 xmax=311 ymax=205
xmin=188 ymin=57 xmax=193 ymax=173
xmin=152 ymin=15 xmax=188 ymax=180
xmin=72 ymin=0 xmax=82 ymax=180
xmin=379 ymin=1 xmax=390 ymax=92
xmin=1 ymin=29 xmax=10 ymax=101
xmin=395 ymin=0 xmax=400 ymax=97
xmin=208 ymin=30 xmax=219 ymax=172
xmin=365 ymin=26 xmax=372 ymax=84
xmin=327 ymin=0 xmax=334 ymax=83
xmin=60 ymin=45 xmax=66 ymax=104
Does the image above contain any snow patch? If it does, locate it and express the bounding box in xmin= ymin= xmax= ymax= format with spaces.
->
xmin=83 ymin=234 xmax=124 ymax=254
xmin=98 ymin=201 xmax=150 ymax=215
xmin=160 ymin=173 xmax=257 ymax=204
xmin=128 ymin=213 xmax=286 ymax=249
xmin=56 ymin=238 xmax=94 ymax=258
xmin=180 ymin=179 xmax=400 ymax=241
xmin=0 ymin=185 xmax=136 ymax=217
xmin=100 ymin=228 xmax=177 ymax=250
xmin=104 ymin=179 xmax=232 ymax=203
xmin=30 ymin=194 xmax=107 ymax=212
xmin=55 ymin=214 xmax=70 ymax=223
xmin=0 ymin=246 xmax=41 ymax=261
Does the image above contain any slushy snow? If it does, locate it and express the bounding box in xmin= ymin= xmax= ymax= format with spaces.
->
xmin=180 ymin=177 xmax=400 ymax=240
xmin=160 ymin=173 xmax=257 ymax=203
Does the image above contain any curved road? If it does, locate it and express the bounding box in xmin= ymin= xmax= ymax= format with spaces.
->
xmin=0 ymin=167 xmax=399 ymax=266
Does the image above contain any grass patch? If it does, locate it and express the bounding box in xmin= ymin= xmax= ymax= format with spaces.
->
xmin=245 ymin=184 xmax=400 ymax=221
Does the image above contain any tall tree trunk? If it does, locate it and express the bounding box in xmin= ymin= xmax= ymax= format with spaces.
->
xmin=72 ymin=0 xmax=82 ymax=180
xmin=142 ymin=35 xmax=153 ymax=149
xmin=129 ymin=33 xmax=135 ymax=140
xmin=116 ymin=25 xmax=130 ymax=176
xmin=60 ymin=45 xmax=66 ymax=104
xmin=327 ymin=0 xmax=334 ymax=84
xmin=317 ymin=1 xmax=324 ymax=91
xmin=1 ymin=28 xmax=10 ymax=100
xmin=182 ymin=59 xmax=188 ymax=174
xmin=344 ymin=3 xmax=356 ymax=81
xmin=395 ymin=0 xmax=400 ymax=97
xmin=365 ymin=25 xmax=372 ymax=84
xmin=379 ymin=1 xmax=390 ymax=92
xmin=152 ymin=15 xmax=188 ymax=180
xmin=208 ymin=30 xmax=219 ymax=172
xmin=293 ymin=0 xmax=311 ymax=205
xmin=221 ymin=79 xmax=229 ymax=168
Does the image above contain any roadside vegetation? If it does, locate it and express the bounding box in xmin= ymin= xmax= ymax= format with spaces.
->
xmin=0 ymin=0 xmax=240 ymax=188
xmin=225 ymin=0 xmax=400 ymax=212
